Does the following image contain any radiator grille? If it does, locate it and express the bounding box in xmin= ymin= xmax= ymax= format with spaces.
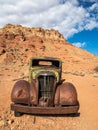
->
xmin=38 ymin=74 xmax=55 ymax=106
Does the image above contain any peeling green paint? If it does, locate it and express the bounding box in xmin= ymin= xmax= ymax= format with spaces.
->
xmin=31 ymin=69 xmax=59 ymax=82
xmin=29 ymin=57 xmax=62 ymax=83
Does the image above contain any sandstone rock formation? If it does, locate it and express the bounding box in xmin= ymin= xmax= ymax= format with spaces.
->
xmin=0 ymin=24 xmax=98 ymax=130
xmin=0 ymin=24 xmax=98 ymax=73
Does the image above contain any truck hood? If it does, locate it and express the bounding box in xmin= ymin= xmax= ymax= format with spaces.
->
xmin=30 ymin=67 xmax=60 ymax=82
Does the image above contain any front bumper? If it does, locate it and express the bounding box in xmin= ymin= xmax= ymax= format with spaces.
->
xmin=11 ymin=103 xmax=79 ymax=115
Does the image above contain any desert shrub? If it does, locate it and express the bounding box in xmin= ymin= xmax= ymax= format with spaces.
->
xmin=94 ymin=66 xmax=98 ymax=72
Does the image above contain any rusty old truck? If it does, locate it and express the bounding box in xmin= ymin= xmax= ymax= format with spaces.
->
xmin=11 ymin=57 xmax=79 ymax=116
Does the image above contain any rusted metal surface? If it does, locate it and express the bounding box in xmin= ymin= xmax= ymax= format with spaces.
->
xmin=11 ymin=57 xmax=79 ymax=116
xmin=11 ymin=80 xmax=30 ymax=105
xmin=54 ymin=82 xmax=78 ymax=106
xmin=11 ymin=103 xmax=79 ymax=115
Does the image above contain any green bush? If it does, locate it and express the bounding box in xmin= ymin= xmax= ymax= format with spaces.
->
xmin=94 ymin=66 xmax=98 ymax=72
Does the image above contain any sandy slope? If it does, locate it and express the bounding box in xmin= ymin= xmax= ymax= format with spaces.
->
xmin=0 ymin=24 xmax=98 ymax=130
xmin=0 ymin=63 xmax=98 ymax=130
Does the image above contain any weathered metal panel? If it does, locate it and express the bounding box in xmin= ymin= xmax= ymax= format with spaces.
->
xmin=11 ymin=103 xmax=79 ymax=115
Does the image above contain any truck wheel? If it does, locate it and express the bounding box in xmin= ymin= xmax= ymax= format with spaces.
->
xmin=14 ymin=111 xmax=23 ymax=117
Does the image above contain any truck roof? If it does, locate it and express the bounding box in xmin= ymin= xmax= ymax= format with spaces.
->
xmin=30 ymin=57 xmax=62 ymax=62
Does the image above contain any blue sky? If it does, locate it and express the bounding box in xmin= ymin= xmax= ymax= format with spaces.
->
xmin=0 ymin=0 xmax=98 ymax=55
xmin=68 ymin=28 xmax=98 ymax=56
xmin=68 ymin=0 xmax=98 ymax=56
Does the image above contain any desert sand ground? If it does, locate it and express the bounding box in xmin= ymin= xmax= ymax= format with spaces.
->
xmin=0 ymin=62 xmax=98 ymax=130
xmin=0 ymin=25 xmax=98 ymax=130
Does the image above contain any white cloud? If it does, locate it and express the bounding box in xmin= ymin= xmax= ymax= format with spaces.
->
xmin=0 ymin=0 xmax=98 ymax=38
xmin=72 ymin=42 xmax=86 ymax=48
xmin=85 ymin=20 xmax=98 ymax=30
xmin=89 ymin=3 xmax=98 ymax=11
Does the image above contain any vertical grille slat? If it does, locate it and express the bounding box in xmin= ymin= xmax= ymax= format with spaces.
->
xmin=38 ymin=74 xmax=55 ymax=106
